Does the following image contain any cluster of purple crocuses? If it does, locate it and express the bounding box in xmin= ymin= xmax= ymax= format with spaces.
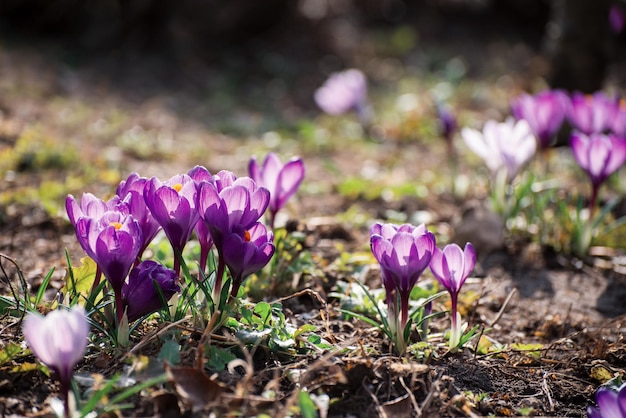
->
xmin=370 ymin=222 xmax=476 ymax=353
xmin=461 ymin=90 xmax=626 ymax=227
xmin=64 ymin=153 xmax=305 ymax=325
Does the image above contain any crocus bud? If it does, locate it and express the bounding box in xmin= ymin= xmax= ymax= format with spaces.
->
xmin=249 ymin=153 xmax=305 ymax=227
xmin=23 ymin=306 xmax=90 ymax=414
xmin=122 ymin=260 xmax=180 ymax=322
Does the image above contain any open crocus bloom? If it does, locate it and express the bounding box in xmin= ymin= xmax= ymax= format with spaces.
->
xmin=461 ymin=118 xmax=537 ymax=181
xmin=570 ymin=132 xmax=626 ymax=189
xmin=249 ymin=153 xmax=305 ymax=227
xmin=122 ymin=260 xmax=180 ymax=322
xmin=568 ymin=92 xmax=619 ymax=135
xmin=314 ymin=68 xmax=368 ymax=116
xmin=197 ymin=171 xmax=270 ymax=247
xmin=511 ymin=90 xmax=569 ymax=148
xmin=144 ymin=174 xmax=200 ymax=259
xmin=23 ymin=306 xmax=90 ymax=392
xmin=587 ymin=384 xmax=626 ymax=418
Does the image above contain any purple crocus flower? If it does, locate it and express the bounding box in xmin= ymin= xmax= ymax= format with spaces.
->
xmin=461 ymin=118 xmax=537 ymax=181
xmin=570 ymin=132 xmax=626 ymax=213
xmin=610 ymin=3 xmax=625 ymax=34
xmin=23 ymin=306 xmax=89 ymax=417
xmin=188 ymin=166 xmax=215 ymax=275
xmin=122 ymin=260 xmax=180 ymax=322
xmin=314 ymin=69 xmax=369 ymax=122
xmin=144 ymin=174 xmax=200 ymax=274
xmin=511 ymin=90 xmax=569 ymax=149
xmin=436 ymin=102 xmax=457 ymax=145
xmin=222 ymin=222 xmax=275 ymax=299
xmin=74 ymin=210 xmax=142 ymax=323
xmin=249 ymin=153 xmax=305 ymax=228
xmin=197 ymin=170 xmax=270 ymax=300
xmin=611 ymin=100 xmax=626 ymax=138
xmin=370 ymin=222 xmax=436 ymax=353
xmin=568 ymin=92 xmax=619 ymax=135
xmin=429 ymin=242 xmax=476 ymax=349
xmin=66 ymin=193 xmax=111 ymax=226
xmin=587 ymin=384 xmax=626 ymax=418
xmin=116 ymin=173 xmax=162 ymax=258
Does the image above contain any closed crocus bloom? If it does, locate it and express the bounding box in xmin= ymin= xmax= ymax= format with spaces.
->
xmin=429 ymin=243 xmax=476 ymax=349
xmin=144 ymin=174 xmax=200 ymax=267
xmin=222 ymin=222 xmax=275 ymax=298
xmin=249 ymin=153 xmax=305 ymax=227
xmin=116 ymin=173 xmax=161 ymax=256
xmin=122 ymin=260 xmax=179 ymax=322
xmin=314 ymin=69 xmax=368 ymax=117
xmin=188 ymin=166 xmax=215 ymax=273
xmin=568 ymin=92 xmax=619 ymax=135
xmin=462 ymin=118 xmax=537 ymax=181
xmin=370 ymin=222 xmax=436 ymax=322
xmin=587 ymin=384 xmax=626 ymax=418
xmin=23 ymin=306 xmax=89 ymax=415
xmin=511 ymin=90 xmax=569 ymax=148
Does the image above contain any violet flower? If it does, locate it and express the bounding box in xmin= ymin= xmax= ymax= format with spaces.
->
xmin=249 ymin=153 xmax=305 ymax=228
xmin=188 ymin=166 xmax=215 ymax=275
xmin=197 ymin=170 xmax=270 ymax=301
xmin=611 ymin=100 xmax=626 ymax=138
xmin=587 ymin=383 xmax=626 ymax=418
xmin=116 ymin=173 xmax=162 ymax=259
xmin=568 ymin=92 xmax=619 ymax=135
xmin=570 ymin=132 xmax=626 ymax=214
xmin=144 ymin=174 xmax=200 ymax=275
xmin=66 ymin=193 xmax=111 ymax=226
xmin=370 ymin=222 xmax=436 ymax=354
xmin=314 ymin=68 xmax=370 ymax=125
xmin=122 ymin=260 xmax=180 ymax=322
xmin=74 ymin=210 xmax=142 ymax=323
xmin=511 ymin=90 xmax=569 ymax=149
xmin=610 ymin=3 xmax=625 ymax=34
xmin=429 ymin=242 xmax=476 ymax=349
xmin=23 ymin=306 xmax=89 ymax=417
xmin=222 ymin=222 xmax=275 ymax=299
xmin=461 ymin=118 xmax=537 ymax=182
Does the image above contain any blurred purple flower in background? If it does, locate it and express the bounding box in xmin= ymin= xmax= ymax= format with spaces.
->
xmin=567 ymin=92 xmax=619 ymax=135
xmin=611 ymin=100 xmax=626 ymax=138
xmin=144 ymin=174 xmax=200 ymax=274
xmin=511 ymin=90 xmax=569 ymax=149
xmin=223 ymin=222 xmax=275 ymax=299
xmin=610 ymin=3 xmax=626 ymax=33
xmin=122 ymin=260 xmax=179 ymax=322
xmin=461 ymin=118 xmax=537 ymax=181
xmin=429 ymin=242 xmax=476 ymax=349
xmin=570 ymin=132 xmax=626 ymax=213
xmin=314 ymin=68 xmax=370 ymax=123
xmin=370 ymin=222 xmax=436 ymax=353
xmin=249 ymin=153 xmax=305 ymax=228
xmin=116 ymin=173 xmax=162 ymax=259
xmin=587 ymin=383 xmax=626 ymax=418
xmin=23 ymin=306 xmax=89 ymax=416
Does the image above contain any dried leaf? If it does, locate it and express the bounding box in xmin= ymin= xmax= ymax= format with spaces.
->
xmin=164 ymin=363 xmax=227 ymax=410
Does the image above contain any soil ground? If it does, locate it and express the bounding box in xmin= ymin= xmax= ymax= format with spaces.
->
xmin=0 ymin=5 xmax=625 ymax=417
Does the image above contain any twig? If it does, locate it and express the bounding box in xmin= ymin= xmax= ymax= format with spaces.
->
xmin=399 ymin=375 xmax=420 ymax=416
xmin=541 ymin=371 xmax=554 ymax=413
xmin=489 ymin=288 xmax=516 ymax=328
xmin=418 ymin=370 xmax=442 ymax=417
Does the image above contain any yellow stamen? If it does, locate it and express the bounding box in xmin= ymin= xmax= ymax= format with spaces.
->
xmin=110 ymin=222 xmax=123 ymax=230
xmin=172 ymin=183 xmax=183 ymax=192
xmin=244 ymin=230 xmax=251 ymax=242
